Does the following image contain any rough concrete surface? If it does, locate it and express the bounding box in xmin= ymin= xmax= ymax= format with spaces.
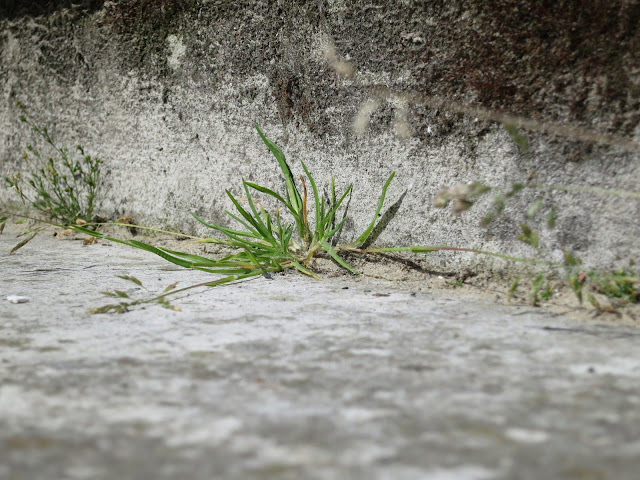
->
xmin=1 ymin=1 xmax=639 ymax=275
xmin=2 ymin=231 xmax=640 ymax=479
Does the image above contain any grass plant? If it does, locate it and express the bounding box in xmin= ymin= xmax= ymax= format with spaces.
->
xmin=4 ymin=103 xmax=101 ymax=225
xmin=70 ymin=126 xmax=556 ymax=312
xmin=73 ymin=125 xmax=396 ymax=292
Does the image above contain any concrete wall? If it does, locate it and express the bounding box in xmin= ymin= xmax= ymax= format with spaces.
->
xmin=1 ymin=0 xmax=639 ymax=273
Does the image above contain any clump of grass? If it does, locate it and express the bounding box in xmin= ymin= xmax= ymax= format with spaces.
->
xmin=73 ymin=124 xmax=396 ymax=310
xmin=77 ymin=126 xmax=539 ymax=313
xmin=588 ymin=267 xmax=639 ymax=307
xmin=4 ymin=103 xmax=101 ymax=225
xmin=71 ymin=126 xmax=638 ymax=313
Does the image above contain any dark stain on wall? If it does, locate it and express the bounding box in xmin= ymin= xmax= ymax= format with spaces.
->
xmin=0 ymin=0 xmax=104 ymax=19
xmin=103 ymin=0 xmax=195 ymax=76
xmin=332 ymin=0 xmax=639 ymax=138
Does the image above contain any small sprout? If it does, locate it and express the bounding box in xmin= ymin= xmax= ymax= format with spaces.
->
xmin=530 ymin=274 xmax=545 ymax=306
xmin=588 ymin=269 xmax=639 ymax=304
xmin=517 ymin=224 xmax=539 ymax=249
xmin=564 ymin=251 xmax=582 ymax=267
xmin=540 ymin=283 xmax=554 ymax=300
xmin=480 ymin=212 xmax=495 ymax=227
xmin=506 ymin=183 xmax=524 ymax=198
xmin=567 ymin=273 xmax=584 ymax=304
xmin=507 ymin=277 xmax=519 ymax=301
xmin=587 ymin=293 xmax=601 ymax=310
xmin=587 ymin=294 xmax=618 ymax=313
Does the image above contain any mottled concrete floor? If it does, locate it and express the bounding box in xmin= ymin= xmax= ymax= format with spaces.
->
xmin=1 ymin=234 xmax=640 ymax=480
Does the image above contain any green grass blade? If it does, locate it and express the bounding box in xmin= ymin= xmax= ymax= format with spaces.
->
xmin=242 ymin=181 xmax=274 ymax=243
xmin=224 ymin=211 xmax=261 ymax=236
xmin=192 ymin=211 xmax=258 ymax=238
xmin=255 ymin=124 xmax=303 ymax=214
xmin=203 ymin=271 xmax=263 ymax=286
xmin=153 ymin=248 xmax=224 ymax=267
xmin=320 ymin=240 xmax=358 ymax=274
xmin=363 ymin=245 xmax=558 ymax=267
xmin=320 ymin=194 xmax=326 ymax=229
xmin=75 ymin=226 xmax=197 ymax=269
xmin=212 ymin=218 xmax=261 ymax=239
xmin=300 ymin=161 xmax=321 ymax=238
xmin=85 ymin=221 xmax=207 ymax=241
xmin=275 ymin=209 xmax=293 ymax=252
xmin=323 ymin=184 xmax=353 ymax=233
xmin=353 ymin=172 xmax=395 ymax=247
xmin=260 ymin=205 xmax=273 ymax=238
xmin=224 ymin=189 xmax=265 ymax=235
xmin=128 ymin=240 xmax=196 ymax=268
xmin=321 ymin=216 xmax=348 ymax=242
xmin=288 ymin=257 xmax=320 ymax=279
xmin=193 ymin=266 xmax=256 ymax=275
xmin=17 ymin=225 xmax=45 ymax=237
xmin=243 ymin=247 xmax=269 ymax=275
xmin=244 ymin=181 xmax=297 ymax=217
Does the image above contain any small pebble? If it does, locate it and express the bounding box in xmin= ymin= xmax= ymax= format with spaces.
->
xmin=7 ymin=295 xmax=29 ymax=304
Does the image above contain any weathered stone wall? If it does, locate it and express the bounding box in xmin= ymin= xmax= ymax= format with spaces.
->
xmin=1 ymin=0 xmax=639 ymax=272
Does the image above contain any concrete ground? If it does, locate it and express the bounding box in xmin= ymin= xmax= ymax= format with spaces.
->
xmin=1 ymin=232 xmax=640 ymax=480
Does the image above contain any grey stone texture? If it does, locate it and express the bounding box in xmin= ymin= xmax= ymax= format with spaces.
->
xmin=2 ymin=231 xmax=640 ymax=480
xmin=1 ymin=1 xmax=639 ymax=274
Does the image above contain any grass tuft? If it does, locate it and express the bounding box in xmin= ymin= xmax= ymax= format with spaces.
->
xmin=5 ymin=103 xmax=101 ymax=225
xmin=75 ymin=125 xmax=396 ymax=304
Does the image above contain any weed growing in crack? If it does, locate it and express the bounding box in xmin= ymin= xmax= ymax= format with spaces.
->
xmin=70 ymin=126 xmax=637 ymax=314
xmin=2 ymin=103 xmax=102 ymax=253
xmin=4 ymin=103 xmax=101 ymax=225
xmin=74 ymin=125 xmax=397 ymax=312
